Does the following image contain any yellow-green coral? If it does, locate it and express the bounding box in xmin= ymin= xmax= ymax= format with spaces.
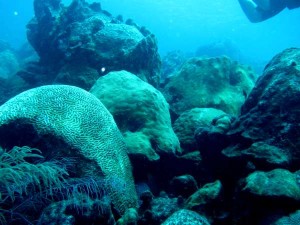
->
xmin=90 ymin=70 xmax=181 ymax=161
xmin=162 ymin=56 xmax=256 ymax=115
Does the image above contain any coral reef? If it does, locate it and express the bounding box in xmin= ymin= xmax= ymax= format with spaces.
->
xmin=26 ymin=0 xmax=161 ymax=88
xmin=1 ymin=0 xmax=300 ymax=222
xmin=0 ymin=85 xmax=137 ymax=215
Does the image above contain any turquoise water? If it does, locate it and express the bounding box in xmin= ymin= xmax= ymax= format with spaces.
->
xmin=0 ymin=1 xmax=300 ymax=224
xmin=0 ymin=0 xmax=300 ymax=69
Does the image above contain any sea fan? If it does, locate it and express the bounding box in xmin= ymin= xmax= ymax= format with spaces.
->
xmin=0 ymin=146 xmax=112 ymax=225
xmin=0 ymin=146 xmax=69 ymax=202
xmin=0 ymin=146 xmax=69 ymax=224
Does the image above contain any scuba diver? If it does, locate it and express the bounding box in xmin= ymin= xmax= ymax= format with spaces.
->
xmin=238 ymin=0 xmax=300 ymax=22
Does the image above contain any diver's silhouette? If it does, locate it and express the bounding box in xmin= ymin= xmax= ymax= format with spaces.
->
xmin=238 ymin=0 xmax=300 ymax=22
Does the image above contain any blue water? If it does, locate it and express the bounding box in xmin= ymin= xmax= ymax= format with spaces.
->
xmin=1 ymin=0 xmax=300 ymax=70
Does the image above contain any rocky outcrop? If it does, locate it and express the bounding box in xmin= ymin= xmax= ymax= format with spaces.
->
xmin=225 ymin=48 xmax=300 ymax=170
xmin=241 ymin=169 xmax=300 ymax=202
xmin=26 ymin=0 xmax=161 ymax=88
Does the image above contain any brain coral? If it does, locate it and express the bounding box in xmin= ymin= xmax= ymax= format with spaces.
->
xmin=0 ymin=85 xmax=137 ymax=214
xmin=90 ymin=70 xmax=181 ymax=161
xmin=162 ymin=209 xmax=210 ymax=225
xmin=273 ymin=210 xmax=300 ymax=225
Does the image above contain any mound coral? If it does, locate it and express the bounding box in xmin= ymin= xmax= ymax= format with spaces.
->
xmin=90 ymin=70 xmax=181 ymax=161
xmin=162 ymin=56 xmax=256 ymax=116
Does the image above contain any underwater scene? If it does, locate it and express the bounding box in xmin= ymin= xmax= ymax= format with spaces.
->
xmin=0 ymin=0 xmax=300 ymax=224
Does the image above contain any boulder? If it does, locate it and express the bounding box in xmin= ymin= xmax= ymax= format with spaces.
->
xmin=162 ymin=56 xmax=256 ymax=116
xmin=26 ymin=0 xmax=161 ymax=87
xmin=241 ymin=169 xmax=300 ymax=203
xmin=173 ymin=108 xmax=227 ymax=153
xmin=169 ymin=174 xmax=198 ymax=198
xmin=226 ymin=48 xmax=300 ymax=169
xmin=185 ymin=180 xmax=223 ymax=210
